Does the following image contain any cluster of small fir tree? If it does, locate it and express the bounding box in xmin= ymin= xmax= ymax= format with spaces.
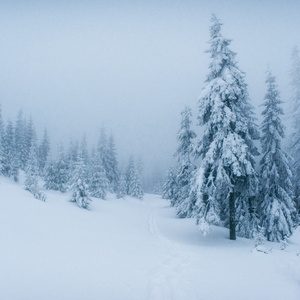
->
xmin=43 ymin=129 xmax=120 ymax=202
xmin=124 ymin=155 xmax=144 ymax=199
xmin=0 ymin=108 xmax=50 ymax=183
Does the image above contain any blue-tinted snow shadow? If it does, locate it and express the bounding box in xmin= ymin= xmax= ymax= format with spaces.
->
xmin=157 ymin=205 xmax=253 ymax=249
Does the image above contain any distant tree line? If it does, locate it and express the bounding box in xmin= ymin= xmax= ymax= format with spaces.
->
xmin=0 ymin=109 xmax=144 ymax=208
xmin=162 ymin=15 xmax=300 ymax=242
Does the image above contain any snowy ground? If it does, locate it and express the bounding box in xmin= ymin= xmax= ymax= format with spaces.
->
xmin=0 ymin=178 xmax=299 ymax=300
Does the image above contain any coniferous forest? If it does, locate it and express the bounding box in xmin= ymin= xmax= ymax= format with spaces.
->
xmin=1 ymin=15 xmax=299 ymax=243
xmin=1 ymin=5 xmax=300 ymax=299
xmin=0 ymin=107 xmax=144 ymax=208
xmin=162 ymin=15 xmax=300 ymax=242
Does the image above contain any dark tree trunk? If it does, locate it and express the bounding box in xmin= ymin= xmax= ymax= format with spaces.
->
xmin=229 ymin=191 xmax=236 ymax=240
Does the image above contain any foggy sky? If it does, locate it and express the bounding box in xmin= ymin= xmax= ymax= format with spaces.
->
xmin=0 ymin=0 xmax=299 ymax=178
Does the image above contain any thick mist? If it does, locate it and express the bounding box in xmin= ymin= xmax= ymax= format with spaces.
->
xmin=0 ymin=0 xmax=299 ymax=183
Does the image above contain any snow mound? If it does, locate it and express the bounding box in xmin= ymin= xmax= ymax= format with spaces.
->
xmin=0 ymin=178 xmax=299 ymax=300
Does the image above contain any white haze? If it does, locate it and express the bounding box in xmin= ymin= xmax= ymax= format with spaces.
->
xmin=0 ymin=0 xmax=299 ymax=181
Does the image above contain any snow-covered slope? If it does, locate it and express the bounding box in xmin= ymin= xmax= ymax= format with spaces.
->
xmin=0 ymin=178 xmax=299 ymax=300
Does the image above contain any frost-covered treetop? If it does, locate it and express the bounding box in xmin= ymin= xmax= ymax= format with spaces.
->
xmin=199 ymin=15 xmax=250 ymax=129
xmin=197 ymin=15 xmax=259 ymax=178
xmin=207 ymin=14 xmax=237 ymax=81
xmin=194 ymin=15 xmax=260 ymax=239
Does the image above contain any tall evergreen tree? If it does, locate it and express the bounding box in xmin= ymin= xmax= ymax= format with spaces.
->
xmin=106 ymin=134 xmax=119 ymax=192
xmin=69 ymin=151 xmax=87 ymax=189
xmin=55 ymin=143 xmax=69 ymax=192
xmin=193 ymin=15 xmax=260 ymax=239
xmin=125 ymin=155 xmax=136 ymax=194
xmin=97 ymin=128 xmax=109 ymax=172
xmin=289 ymin=46 xmax=300 ymax=214
xmin=24 ymin=117 xmax=37 ymax=167
xmin=89 ymin=148 xmax=109 ymax=199
xmin=129 ymin=170 xmax=144 ymax=199
xmin=69 ymin=145 xmax=91 ymax=208
xmin=11 ymin=154 xmax=19 ymax=182
xmin=125 ymin=155 xmax=144 ymax=199
xmin=2 ymin=120 xmax=15 ymax=177
xmin=70 ymin=178 xmax=91 ymax=209
xmin=24 ymin=143 xmax=39 ymax=191
xmin=44 ymin=157 xmax=58 ymax=191
xmin=260 ymin=70 xmax=296 ymax=241
xmin=38 ymin=128 xmax=50 ymax=174
xmin=14 ymin=110 xmax=27 ymax=170
xmin=116 ymin=173 xmax=127 ymax=199
xmin=162 ymin=167 xmax=178 ymax=204
xmin=87 ymin=141 xmax=109 ymax=199
xmin=25 ymin=143 xmax=46 ymax=201
xmin=174 ymin=106 xmax=197 ymax=218
xmin=80 ymin=134 xmax=89 ymax=166
xmin=88 ymin=158 xmax=108 ymax=199
xmin=67 ymin=139 xmax=79 ymax=176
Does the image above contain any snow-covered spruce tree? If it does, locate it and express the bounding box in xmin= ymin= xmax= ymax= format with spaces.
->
xmin=43 ymin=144 xmax=69 ymax=193
xmin=125 ymin=155 xmax=135 ymax=194
xmin=289 ymin=46 xmax=300 ymax=214
xmin=125 ymin=156 xmax=144 ymax=199
xmin=69 ymin=150 xmax=88 ymax=189
xmin=11 ymin=154 xmax=19 ymax=183
xmin=70 ymin=150 xmax=91 ymax=209
xmin=97 ymin=128 xmax=109 ymax=173
xmin=55 ymin=143 xmax=69 ymax=192
xmin=162 ymin=167 xmax=178 ymax=204
xmin=2 ymin=118 xmax=18 ymax=181
xmin=66 ymin=139 xmax=79 ymax=177
xmin=38 ymin=128 xmax=50 ymax=175
xmin=106 ymin=134 xmax=120 ymax=192
xmin=80 ymin=134 xmax=89 ymax=166
xmin=2 ymin=120 xmax=15 ymax=177
xmin=70 ymin=178 xmax=91 ymax=209
xmin=116 ymin=173 xmax=127 ymax=199
xmin=25 ymin=144 xmax=46 ymax=201
xmin=24 ymin=117 xmax=37 ymax=168
xmin=174 ymin=106 xmax=197 ymax=218
xmin=14 ymin=110 xmax=27 ymax=170
xmin=193 ymin=15 xmax=260 ymax=239
xmin=2 ymin=119 xmax=19 ymax=181
xmin=130 ymin=169 xmax=144 ymax=199
xmin=259 ymin=70 xmax=296 ymax=242
xmin=88 ymin=150 xmax=109 ymax=199
xmin=44 ymin=158 xmax=58 ymax=190
xmin=25 ymin=145 xmax=38 ymax=190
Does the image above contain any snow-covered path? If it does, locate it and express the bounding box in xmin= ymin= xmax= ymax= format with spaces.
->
xmin=0 ymin=179 xmax=300 ymax=300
